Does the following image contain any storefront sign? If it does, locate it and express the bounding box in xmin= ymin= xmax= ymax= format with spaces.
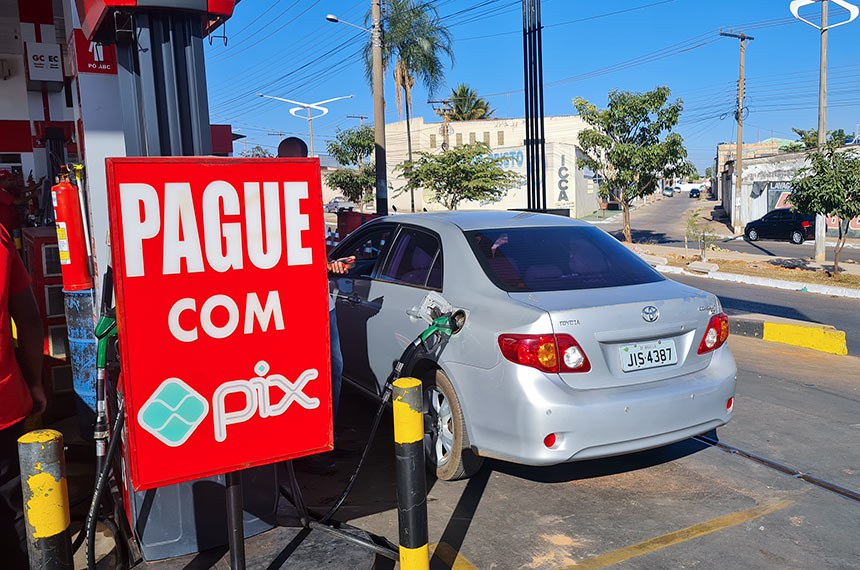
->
xmin=106 ymin=157 xmax=332 ymax=490
xmin=25 ymin=42 xmax=63 ymax=83
xmin=69 ymin=29 xmax=117 ymax=75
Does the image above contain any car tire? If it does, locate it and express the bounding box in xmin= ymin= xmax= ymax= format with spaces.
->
xmin=790 ymin=230 xmax=804 ymax=244
xmin=746 ymin=229 xmax=758 ymax=242
xmin=423 ymin=370 xmax=483 ymax=481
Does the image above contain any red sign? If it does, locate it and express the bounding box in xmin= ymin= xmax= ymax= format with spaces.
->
xmin=70 ymin=29 xmax=116 ymax=75
xmin=75 ymin=0 xmax=236 ymax=40
xmin=106 ymin=157 xmax=332 ymax=490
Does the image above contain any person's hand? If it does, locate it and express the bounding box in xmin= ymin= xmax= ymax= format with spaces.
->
xmin=29 ymin=384 xmax=47 ymax=416
xmin=328 ymin=256 xmax=355 ymax=274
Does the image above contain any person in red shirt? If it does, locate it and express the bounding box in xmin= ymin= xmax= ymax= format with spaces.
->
xmin=0 ymin=225 xmax=45 ymax=569
xmin=0 ymin=170 xmax=42 ymax=234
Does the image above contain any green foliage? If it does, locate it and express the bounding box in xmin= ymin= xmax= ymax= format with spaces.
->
xmin=704 ymin=166 xmax=714 ymax=179
xmin=364 ymin=0 xmax=453 ymax=118
xmin=325 ymin=164 xmax=376 ymax=207
xmin=573 ymin=86 xmax=693 ymax=242
xmin=398 ymin=143 xmax=522 ymax=210
xmin=326 ymin=126 xmax=375 ymax=167
xmin=790 ymin=143 xmax=860 ymax=272
xmin=446 ymin=83 xmax=494 ymax=121
xmin=240 ymin=145 xmax=273 ymax=158
xmin=790 ymin=127 xmax=849 ymax=150
xmin=324 ymin=126 xmax=377 ymax=208
xmin=685 ymin=211 xmax=717 ymax=261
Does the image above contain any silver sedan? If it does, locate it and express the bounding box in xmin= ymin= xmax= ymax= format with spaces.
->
xmin=329 ymin=211 xmax=736 ymax=480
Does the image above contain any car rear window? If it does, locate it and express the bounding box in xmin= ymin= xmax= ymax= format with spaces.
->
xmin=465 ymin=226 xmax=664 ymax=292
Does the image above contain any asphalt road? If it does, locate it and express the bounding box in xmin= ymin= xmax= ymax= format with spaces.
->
xmin=668 ymin=272 xmax=860 ymax=355
xmin=308 ymin=337 xmax=860 ymax=569
xmin=601 ymin=193 xmax=860 ymax=264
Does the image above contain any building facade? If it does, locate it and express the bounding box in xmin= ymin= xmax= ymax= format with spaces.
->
xmin=383 ymin=115 xmax=599 ymax=217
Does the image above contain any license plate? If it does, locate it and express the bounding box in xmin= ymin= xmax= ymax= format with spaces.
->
xmin=620 ymin=339 xmax=677 ymax=372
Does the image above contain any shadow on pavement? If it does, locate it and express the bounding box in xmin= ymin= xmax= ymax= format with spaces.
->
xmin=608 ymin=229 xmax=679 ymax=244
xmin=430 ymin=468 xmax=491 ymax=570
xmin=719 ymin=295 xmax=813 ymax=323
xmin=488 ymin=436 xmax=711 ymax=484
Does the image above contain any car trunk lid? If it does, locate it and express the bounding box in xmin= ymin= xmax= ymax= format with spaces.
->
xmin=509 ymin=280 xmax=719 ymax=389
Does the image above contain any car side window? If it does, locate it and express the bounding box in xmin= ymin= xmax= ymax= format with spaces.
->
xmin=336 ymin=226 xmax=393 ymax=279
xmin=378 ymin=228 xmax=442 ymax=290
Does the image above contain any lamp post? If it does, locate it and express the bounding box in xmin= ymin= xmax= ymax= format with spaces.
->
xmin=256 ymin=93 xmax=353 ymax=157
xmin=326 ymin=6 xmax=388 ymax=216
xmin=789 ymin=0 xmax=859 ymax=261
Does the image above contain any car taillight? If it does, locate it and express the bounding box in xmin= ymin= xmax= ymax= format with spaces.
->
xmin=697 ymin=313 xmax=730 ymax=354
xmin=801 ymin=220 xmax=811 ymax=228
xmin=498 ymin=334 xmax=591 ymax=373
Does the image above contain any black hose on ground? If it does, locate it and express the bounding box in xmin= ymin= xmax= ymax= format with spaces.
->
xmin=86 ymin=404 xmax=125 ymax=570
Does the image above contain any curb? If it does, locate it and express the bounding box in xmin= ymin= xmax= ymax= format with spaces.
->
xmin=652 ymin=265 xmax=860 ymax=300
xmin=729 ymin=316 xmax=848 ymax=356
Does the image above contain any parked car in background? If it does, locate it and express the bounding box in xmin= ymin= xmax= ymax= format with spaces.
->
xmin=689 ymin=188 xmax=701 ymax=199
xmin=662 ymin=187 xmax=675 ymax=197
xmin=744 ymin=209 xmax=815 ymax=244
xmin=324 ymin=196 xmax=357 ymax=213
xmin=328 ymin=212 xmax=736 ymax=480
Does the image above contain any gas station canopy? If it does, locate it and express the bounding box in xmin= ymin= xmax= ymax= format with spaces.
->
xmin=75 ymin=0 xmax=237 ymax=40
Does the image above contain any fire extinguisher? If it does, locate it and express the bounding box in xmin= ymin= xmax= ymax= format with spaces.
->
xmin=52 ymin=166 xmax=92 ymax=291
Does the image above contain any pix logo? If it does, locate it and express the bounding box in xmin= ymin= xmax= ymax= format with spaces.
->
xmin=138 ymin=378 xmax=209 ymax=447
xmin=138 ymin=361 xmax=321 ymax=447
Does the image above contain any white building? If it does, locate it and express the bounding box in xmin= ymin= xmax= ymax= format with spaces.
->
xmin=382 ymin=115 xmax=600 ymax=217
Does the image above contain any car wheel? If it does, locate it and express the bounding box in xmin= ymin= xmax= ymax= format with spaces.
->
xmin=423 ymin=370 xmax=483 ymax=481
xmin=790 ymin=230 xmax=804 ymax=244
xmin=746 ymin=229 xmax=758 ymax=241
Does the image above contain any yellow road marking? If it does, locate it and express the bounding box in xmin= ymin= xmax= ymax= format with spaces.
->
xmin=431 ymin=542 xmax=478 ymax=569
xmin=557 ymin=499 xmax=793 ymax=570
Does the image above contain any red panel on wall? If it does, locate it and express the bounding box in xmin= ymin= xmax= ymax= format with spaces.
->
xmin=0 ymin=121 xmax=34 ymax=152
xmin=210 ymin=124 xmax=234 ymax=155
xmin=18 ymin=0 xmax=54 ymax=25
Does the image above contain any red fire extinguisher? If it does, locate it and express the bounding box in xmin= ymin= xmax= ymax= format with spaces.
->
xmin=52 ymin=167 xmax=92 ymax=291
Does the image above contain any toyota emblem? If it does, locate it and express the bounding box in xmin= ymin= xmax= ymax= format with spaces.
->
xmin=642 ymin=306 xmax=659 ymax=322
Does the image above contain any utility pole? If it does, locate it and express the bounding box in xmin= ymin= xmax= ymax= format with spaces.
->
xmin=790 ymin=0 xmax=858 ymax=260
xmin=371 ymin=0 xmax=388 ymax=215
xmin=256 ymin=93 xmax=353 ymax=157
xmin=720 ymin=31 xmax=753 ymax=234
xmin=347 ymin=114 xmax=368 ymax=126
xmin=815 ymin=0 xmax=829 ymax=261
xmin=428 ymin=98 xmax=452 ymax=150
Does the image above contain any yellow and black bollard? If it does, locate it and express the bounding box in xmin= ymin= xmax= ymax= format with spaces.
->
xmin=392 ymin=377 xmax=430 ymax=570
xmin=17 ymin=429 xmax=73 ymax=570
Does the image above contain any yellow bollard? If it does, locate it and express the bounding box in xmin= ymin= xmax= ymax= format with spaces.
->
xmin=17 ymin=429 xmax=73 ymax=570
xmin=392 ymin=377 xmax=429 ymax=570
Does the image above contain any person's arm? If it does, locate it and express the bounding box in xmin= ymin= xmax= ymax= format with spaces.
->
xmin=327 ymin=256 xmax=356 ymax=274
xmin=10 ymin=287 xmax=45 ymax=414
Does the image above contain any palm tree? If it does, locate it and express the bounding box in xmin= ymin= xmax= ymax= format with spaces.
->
xmin=446 ymin=84 xmax=495 ymax=121
xmin=365 ymin=0 xmax=453 ymax=209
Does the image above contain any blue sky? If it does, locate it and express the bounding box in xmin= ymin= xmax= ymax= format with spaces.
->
xmin=204 ymin=0 xmax=860 ymax=171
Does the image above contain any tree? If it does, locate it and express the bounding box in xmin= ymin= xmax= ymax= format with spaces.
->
xmin=365 ymin=0 xmax=453 ymax=164
xmin=398 ymin=143 xmax=522 ymax=210
xmin=705 ymin=166 xmax=714 ymax=179
xmin=446 ymin=83 xmax=494 ymax=121
xmin=325 ymin=126 xmax=376 ymax=209
xmin=574 ymin=87 xmax=694 ymax=242
xmin=789 ymin=127 xmax=849 ymax=150
xmin=326 ymin=125 xmax=374 ymax=167
xmin=240 ymin=145 xmax=273 ymax=158
xmin=789 ymin=143 xmax=860 ymax=274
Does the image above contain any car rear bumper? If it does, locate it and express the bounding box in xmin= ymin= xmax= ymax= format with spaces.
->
xmin=449 ymin=346 xmax=736 ymax=466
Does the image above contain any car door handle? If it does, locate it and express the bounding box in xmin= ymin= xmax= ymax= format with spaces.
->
xmin=345 ymin=293 xmax=362 ymax=305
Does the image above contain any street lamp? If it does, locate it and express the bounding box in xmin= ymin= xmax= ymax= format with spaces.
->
xmin=789 ymin=0 xmax=859 ymax=261
xmin=326 ymin=3 xmax=388 ymax=216
xmin=257 ymin=93 xmax=352 ymax=157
